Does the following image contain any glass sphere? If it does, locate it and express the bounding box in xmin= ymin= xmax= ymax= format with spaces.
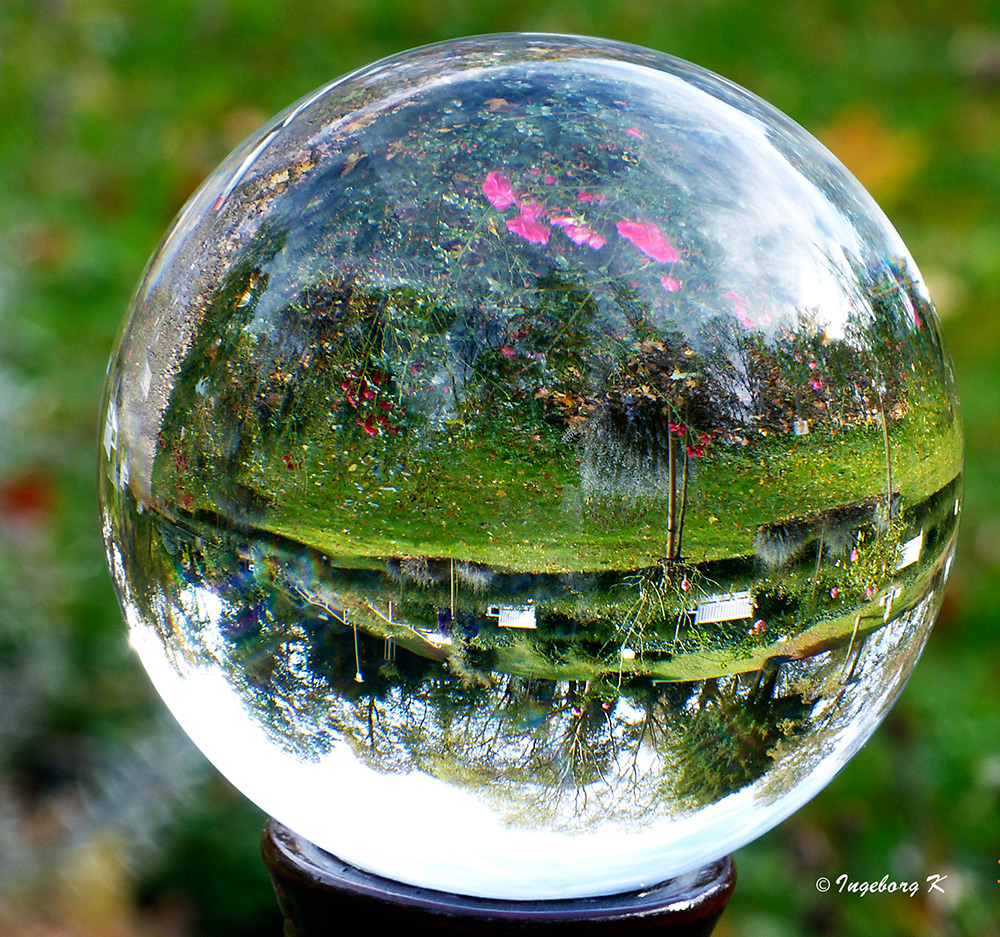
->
xmin=100 ymin=34 xmax=962 ymax=900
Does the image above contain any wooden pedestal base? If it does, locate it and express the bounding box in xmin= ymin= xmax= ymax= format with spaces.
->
xmin=262 ymin=820 xmax=736 ymax=936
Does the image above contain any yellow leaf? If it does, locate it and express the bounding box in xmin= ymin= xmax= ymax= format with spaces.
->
xmin=818 ymin=106 xmax=925 ymax=205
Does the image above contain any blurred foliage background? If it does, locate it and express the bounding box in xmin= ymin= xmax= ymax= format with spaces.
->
xmin=0 ymin=1 xmax=998 ymax=935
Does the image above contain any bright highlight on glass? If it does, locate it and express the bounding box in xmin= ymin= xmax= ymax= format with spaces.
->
xmin=100 ymin=34 xmax=962 ymax=900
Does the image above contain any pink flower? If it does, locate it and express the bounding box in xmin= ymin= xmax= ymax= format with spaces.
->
xmin=530 ymin=168 xmax=541 ymax=175
xmin=616 ymin=220 xmax=680 ymax=263
xmin=500 ymin=345 xmax=517 ymax=359
xmin=483 ymin=171 xmax=515 ymax=209
xmin=557 ymin=223 xmax=605 ymax=249
xmin=661 ymin=276 xmax=680 ymax=292
xmin=550 ymin=216 xmax=574 ymax=227
xmin=850 ymin=548 xmax=859 ymax=562
xmin=544 ymin=174 xmax=556 ymax=185
xmin=626 ymin=127 xmax=643 ymax=138
xmin=577 ymin=189 xmax=605 ymax=203
xmin=507 ymin=213 xmax=550 ymax=244
xmin=865 ymin=585 xmax=874 ymax=600
xmin=809 ymin=378 xmax=823 ymax=391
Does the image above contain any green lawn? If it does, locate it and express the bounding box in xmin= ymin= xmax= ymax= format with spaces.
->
xmin=157 ymin=388 xmax=961 ymax=574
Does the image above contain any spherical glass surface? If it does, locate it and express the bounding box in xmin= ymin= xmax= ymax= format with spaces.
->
xmin=100 ymin=35 xmax=962 ymax=899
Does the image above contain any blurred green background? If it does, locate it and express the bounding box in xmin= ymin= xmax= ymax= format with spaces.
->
xmin=1 ymin=1 xmax=998 ymax=935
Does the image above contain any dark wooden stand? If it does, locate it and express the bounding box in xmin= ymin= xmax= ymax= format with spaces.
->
xmin=262 ymin=820 xmax=736 ymax=936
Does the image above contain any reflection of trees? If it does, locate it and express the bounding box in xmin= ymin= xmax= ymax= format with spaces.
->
xmin=108 ymin=493 xmax=969 ymax=837
xmin=579 ymin=327 xmax=739 ymax=561
xmin=669 ymin=668 xmax=812 ymax=808
xmin=111 ymin=467 xmax=963 ymax=827
xmin=757 ymin=571 xmax=949 ymax=806
xmin=113 ymin=494 xmax=824 ymax=818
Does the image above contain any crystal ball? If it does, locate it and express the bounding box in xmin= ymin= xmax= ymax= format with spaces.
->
xmin=100 ymin=34 xmax=962 ymax=899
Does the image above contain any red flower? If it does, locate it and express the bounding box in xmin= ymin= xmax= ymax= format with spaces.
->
xmin=507 ymin=213 xmax=550 ymax=244
xmin=668 ymin=421 xmax=687 ymax=436
xmin=483 ymin=171 xmax=515 ymax=209
xmin=564 ymin=224 xmax=593 ymax=245
xmin=685 ymin=444 xmax=706 ymax=458
xmin=554 ymin=222 xmax=606 ymax=250
xmin=616 ymin=220 xmax=680 ymax=263
xmin=356 ymin=417 xmax=377 ymax=436
xmin=500 ymin=345 xmax=517 ymax=359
